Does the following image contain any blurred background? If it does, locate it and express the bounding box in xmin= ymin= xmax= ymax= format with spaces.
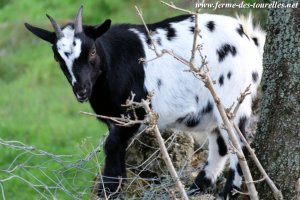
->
xmin=0 ymin=0 xmax=267 ymax=199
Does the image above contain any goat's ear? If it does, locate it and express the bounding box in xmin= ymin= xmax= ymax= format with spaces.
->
xmin=86 ymin=19 xmax=111 ymax=39
xmin=25 ymin=23 xmax=56 ymax=44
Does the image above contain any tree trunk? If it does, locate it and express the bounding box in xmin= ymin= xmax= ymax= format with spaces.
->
xmin=253 ymin=2 xmax=300 ymax=200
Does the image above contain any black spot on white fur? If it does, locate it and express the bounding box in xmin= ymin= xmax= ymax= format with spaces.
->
xmin=219 ymin=74 xmax=224 ymax=86
xmin=166 ymin=26 xmax=176 ymax=40
xmin=185 ymin=115 xmax=200 ymax=127
xmin=157 ymin=78 xmax=162 ymax=89
xmin=217 ymin=136 xmax=227 ymax=156
xmin=190 ymin=26 xmax=195 ymax=34
xmin=195 ymin=95 xmax=199 ymax=104
xmin=64 ymin=52 xmax=71 ymax=58
xmin=217 ymin=44 xmax=237 ymax=62
xmin=206 ymin=21 xmax=215 ymax=32
xmin=252 ymin=71 xmax=259 ymax=83
xmin=237 ymin=24 xmax=249 ymax=39
xmin=238 ymin=116 xmax=248 ymax=136
xmin=227 ymin=71 xmax=232 ymax=80
xmin=252 ymin=37 xmax=259 ymax=46
xmin=202 ymin=101 xmax=213 ymax=113
xmin=177 ymin=101 xmax=213 ymax=127
xmin=215 ymin=128 xmax=227 ymax=156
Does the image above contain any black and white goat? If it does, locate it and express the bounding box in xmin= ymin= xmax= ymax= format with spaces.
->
xmin=25 ymin=6 xmax=265 ymax=199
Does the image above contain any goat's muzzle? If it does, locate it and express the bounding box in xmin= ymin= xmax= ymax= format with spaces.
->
xmin=74 ymin=88 xmax=90 ymax=103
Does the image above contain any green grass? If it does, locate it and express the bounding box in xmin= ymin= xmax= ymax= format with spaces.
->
xmin=0 ymin=0 xmax=266 ymax=199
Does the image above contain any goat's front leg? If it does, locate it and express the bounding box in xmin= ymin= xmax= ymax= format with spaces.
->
xmin=98 ymin=125 xmax=136 ymax=197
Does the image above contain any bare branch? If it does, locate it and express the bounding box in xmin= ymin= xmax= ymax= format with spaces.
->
xmin=140 ymin=99 xmax=189 ymax=200
xmin=233 ymin=123 xmax=283 ymax=200
xmin=160 ymin=1 xmax=197 ymax=15
xmin=79 ymin=111 xmax=144 ymax=127
xmin=135 ymin=6 xmax=164 ymax=60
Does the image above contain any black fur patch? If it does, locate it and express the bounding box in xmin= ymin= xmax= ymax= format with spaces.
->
xmin=206 ymin=21 xmax=215 ymax=32
xmin=195 ymin=95 xmax=199 ymax=104
xmin=219 ymin=168 xmax=239 ymax=199
xmin=238 ymin=116 xmax=248 ymax=136
xmin=185 ymin=116 xmax=200 ymax=127
xmin=202 ymin=101 xmax=213 ymax=113
xmin=227 ymin=71 xmax=232 ymax=80
xmin=64 ymin=52 xmax=70 ymax=58
xmin=157 ymin=78 xmax=162 ymax=89
xmin=190 ymin=26 xmax=195 ymax=34
xmin=237 ymin=24 xmax=249 ymax=39
xmin=252 ymin=71 xmax=259 ymax=83
xmin=219 ymin=74 xmax=224 ymax=86
xmin=176 ymin=117 xmax=185 ymax=123
xmin=189 ymin=170 xmax=213 ymax=194
xmin=236 ymin=163 xmax=243 ymax=176
xmin=136 ymin=15 xmax=191 ymax=42
xmin=217 ymin=44 xmax=237 ymax=62
xmin=178 ymin=101 xmax=213 ymax=127
xmin=242 ymin=146 xmax=250 ymax=157
xmin=252 ymin=37 xmax=259 ymax=46
xmin=217 ymin=135 xmax=228 ymax=156
xmin=146 ymin=37 xmax=151 ymax=45
xmin=166 ymin=26 xmax=176 ymax=40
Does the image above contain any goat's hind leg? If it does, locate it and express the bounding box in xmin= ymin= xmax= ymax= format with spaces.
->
xmin=218 ymin=116 xmax=250 ymax=200
xmin=189 ymin=127 xmax=228 ymax=195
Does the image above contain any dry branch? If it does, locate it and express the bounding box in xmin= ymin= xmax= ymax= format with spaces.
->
xmin=140 ymin=98 xmax=189 ymax=200
xmin=233 ymin=123 xmax=283 ymax=200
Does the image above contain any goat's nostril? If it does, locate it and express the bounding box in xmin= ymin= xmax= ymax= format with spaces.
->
xmin=77 ymin=89 xmax=87 ymax=97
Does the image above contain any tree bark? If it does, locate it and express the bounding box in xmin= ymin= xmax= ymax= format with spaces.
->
xmin=253 ymin=2 xmax=300 ymax=200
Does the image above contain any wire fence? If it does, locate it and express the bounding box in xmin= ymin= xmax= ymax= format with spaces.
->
xmin=0 ymin=128 xmax=214 ymax=200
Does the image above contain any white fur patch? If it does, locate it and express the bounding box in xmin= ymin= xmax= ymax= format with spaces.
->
xmin=130 ymin=13 xmax=264 ymax=133
xmin=56 ymin=25 xmax=82 ymax=85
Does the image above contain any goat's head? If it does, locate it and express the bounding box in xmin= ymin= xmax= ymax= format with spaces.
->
xmin=25 ymin=6 xmax=111 ymax=102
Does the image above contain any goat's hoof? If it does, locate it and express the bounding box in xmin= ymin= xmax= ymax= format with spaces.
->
xmin=218 ymin=185 xmax=242 ymax=200
xmin=188 ymin=182 xmax=216 ymax=196
xmin=97 ymin=177 xmax=123 ymax=198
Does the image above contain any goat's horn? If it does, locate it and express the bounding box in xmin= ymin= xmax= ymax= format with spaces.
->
xmin=74 ymin=5 xmax=83 ymax=34
xmin=46 ymin=14 xmax=64 ymax=39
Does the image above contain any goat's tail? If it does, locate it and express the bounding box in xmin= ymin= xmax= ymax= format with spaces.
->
xmin=236 ymin=13 xmax=266 ymax=56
